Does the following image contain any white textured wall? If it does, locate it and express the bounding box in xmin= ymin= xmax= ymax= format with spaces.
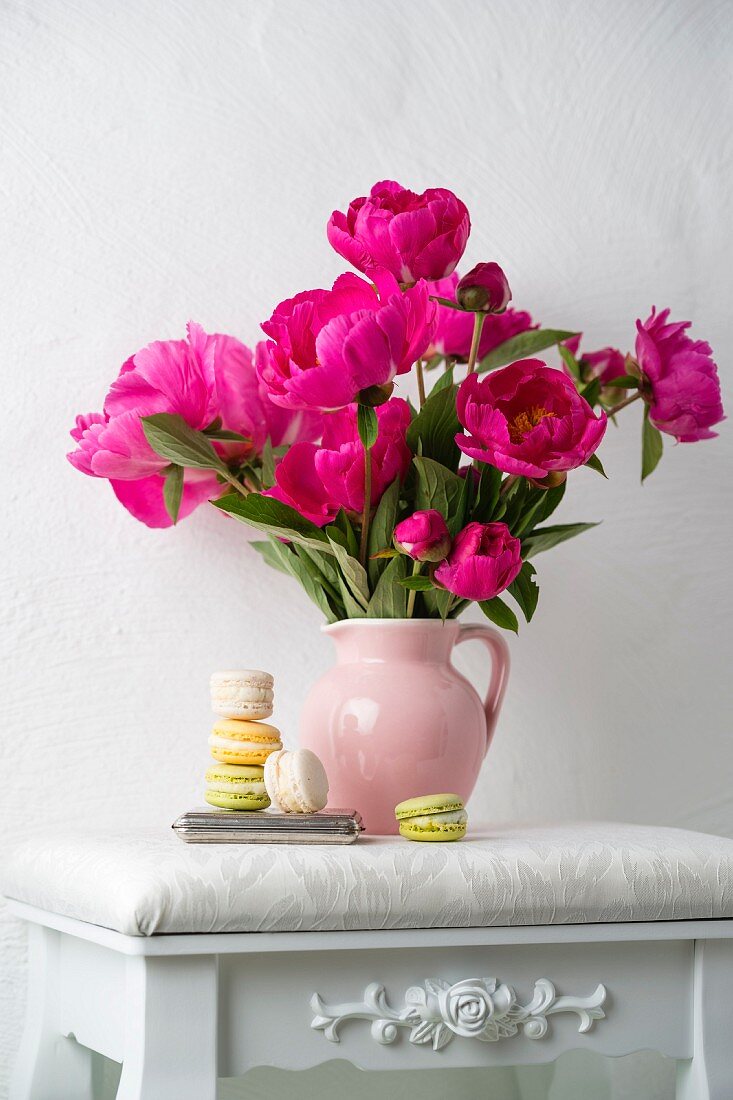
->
xmin=1 ymin=1 xmax=731 ymax=1096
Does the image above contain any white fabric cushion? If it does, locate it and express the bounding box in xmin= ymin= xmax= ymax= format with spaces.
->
xmin=3 ymin=822 xmax=733 ymax=937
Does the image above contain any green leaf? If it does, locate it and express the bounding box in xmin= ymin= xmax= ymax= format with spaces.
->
xmin=370 ymin=547 xmax=399 ymax=560
xmin=162 ymin=464 xmax=184 ymax=524
xmin=511 ymin=490 xmax=549 ymax=537
xmin=203 ymin=429 xmax=250 ymax=442
xmin=471 ymin=464 xmax=502 ymax=522
xmin=522 ymin=521 xmax=599 ymax=558
xmin=260 ymin=438 xmax=276 ymax=489
xmin=479 ymin=596 xmax=519 ymax=633
xmin=420 ymin=582 xmax=452 ymax=619
xmin=413 ymin=457 xmax=465 ymax=533
xmin=501 ymin=478 xmax=530 ymax=531
xmin=297 ymin=544 xmax=341 ymax=590
xmin=141 ymin=413 xmax=228 ymax=472
xmin=559 ymin=344 xmax=581 ymax=380
xmin=435 ymin=587 xmax=453 ymax=621
xmin=357 ymin=404 xmax=378 ymax=449
xmin=328 ymin=509 xmax=359 ymax=560
xmin=585 ymin=453 xmax=608 ymax=478
xmin=447 ymin=598 xmax=470 ymax=618
xmin=428 ymin=366 xmax=455 ymax=397
xmin=580 ymin=377 xmax=601 ymax=407
xmin=250 ymin=540 xmax=292 ymax=577
xmin=251 ymin=538 xmax=341 ymax=622
xmin=290 ymin=546 xmax=344 ymax=621
xmin=333 ymin=577 xmax=367 ymax=618
xmin=325 ymin=528 xmax=370 ymax=611
xmin=398 ymin=574 xmax=435 ymax=591
xmin=532 ymin=479 xmax=566 ymax=526
xmin=367 ymin=553 xmax=408 ymax=618
xmin=367 ymin=478 xmax=401 ymax=587
xmin=406 ymin=381 xmax=461 ymax=470
xmin=602 ymin=374 xmax=640 ymax=390
xmin=442 ymin=466 xmax=471 ymax=539
xmin=507 ymin=561 xmax=539 ymax=622
xmin=212 ymin=492 xmax=333 ymax=553
xmin=641 ymin=407 xmax=663 ymax=482
xmin=478 ymin=329 xmax=578 ymax=373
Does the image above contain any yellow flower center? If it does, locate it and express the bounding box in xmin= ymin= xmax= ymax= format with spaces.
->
xmin=508 ymin=405 xmax=556 ymax=444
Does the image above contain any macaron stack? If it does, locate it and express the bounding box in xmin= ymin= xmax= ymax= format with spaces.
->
xmin=394 ymin=793 xmax=468 ymax=842
xmin=205 ymin=670 xmax=282 ymax=811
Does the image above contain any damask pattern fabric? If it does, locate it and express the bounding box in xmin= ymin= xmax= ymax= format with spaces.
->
xmin=3 ymin=822 xmax=733 ymax=936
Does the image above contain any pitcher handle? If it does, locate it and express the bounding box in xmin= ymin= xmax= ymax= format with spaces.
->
xmin=455 ymin=623 xmax=511 ymax=757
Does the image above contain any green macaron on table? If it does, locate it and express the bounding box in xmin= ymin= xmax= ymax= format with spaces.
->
xmin=395 ymin=793 xmax=468 ymax=841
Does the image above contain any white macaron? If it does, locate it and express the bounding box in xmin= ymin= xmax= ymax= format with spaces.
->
xmin=210 ymin=670 xmax=274 ymax=720
xmin=264 ymin=749 xmax=329 ymax=813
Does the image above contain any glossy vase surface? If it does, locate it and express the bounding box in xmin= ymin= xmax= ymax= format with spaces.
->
xmin=299 ymin=619 xmax=510 ymax=834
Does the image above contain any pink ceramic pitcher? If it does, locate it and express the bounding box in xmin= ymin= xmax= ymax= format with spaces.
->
xmin=299 ymin=619 xmax=510 ymax=834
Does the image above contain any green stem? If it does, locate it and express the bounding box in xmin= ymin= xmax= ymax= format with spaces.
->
xmin=466 ymin=313 xmax=487 ymax=375
xmin=406 ymin=559 xmax=421 ymax=618
xmin=359 ymin=441 xmax=373 ymax=567
xmin=221 ymin=471 xmax=251 ymax=498
xmin=416 ymin=359 xmax=426 ymax=407
xmin=606 ymin=391 xmax=642 ymax=416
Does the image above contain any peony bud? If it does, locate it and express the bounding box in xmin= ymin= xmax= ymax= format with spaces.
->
xmin=433 ymin=521 xmax=522 ymax=601
xmin=455 ymin=263 xmax=511 ymax=314
xmin=528 ymin=470 xmax=567 ymax=490
xmin=358 ymin=381 xmax=395 ymax=407
xmin=394 ymin=509 xmax=452 ymax=562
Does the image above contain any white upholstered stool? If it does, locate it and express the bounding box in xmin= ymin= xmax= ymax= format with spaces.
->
xmin=4 ymin=821 xmax=733 ymax=1099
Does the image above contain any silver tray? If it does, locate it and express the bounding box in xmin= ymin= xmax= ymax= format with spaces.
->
xmin=172 ymin=806 xmax=363 ymax=844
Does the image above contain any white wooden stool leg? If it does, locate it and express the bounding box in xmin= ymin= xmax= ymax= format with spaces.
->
xmin=116 ymin=954 xmax=218 ymax=1100
xmin=676 ymin=939 xmax=733 ymax=1099
xmin=10 ymin=923 xmax=95 ymax=1100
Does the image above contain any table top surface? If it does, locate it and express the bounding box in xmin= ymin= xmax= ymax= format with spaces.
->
xmin=3 ymin=820 xmax=733 ymax=938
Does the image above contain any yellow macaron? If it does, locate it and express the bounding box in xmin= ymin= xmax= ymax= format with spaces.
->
xmin=208 ymin=719 xmax=283 ymax=766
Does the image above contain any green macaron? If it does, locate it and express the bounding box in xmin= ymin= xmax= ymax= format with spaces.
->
xmin=395 ymin=793 xmax=468 ymax=842
xmin=204 ymin=763 xmax=270 ymax=811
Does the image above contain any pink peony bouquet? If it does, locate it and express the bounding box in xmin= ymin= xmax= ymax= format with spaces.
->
xmin=69 ymin=180 xmax=725 ymax=630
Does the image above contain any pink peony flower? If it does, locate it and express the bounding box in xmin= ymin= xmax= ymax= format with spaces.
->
xmin=456 ymin=359 xmax=607 ymax=478
xmin=394 ymin=509 xmax=451 ymax=562
xmin=264 ymin=398 xmax=412 ymax=525
xmin=456 ymin=262 xmax=511 ymax=313
xmin=427 ymin=273 xmax=536 ymax=362
xmin=634 ymin=307 xmax=724 ymax=442
xmin=67 ymin=323 xmax=320 ymax=528
xmin=263 ymin=442 xmax=340 ymax=527
xmin=326 ymin=180 xmax=470 ymax=284
xmin=68 ymin=412 xmax=109 ymax=477
xmin=257 ymin=271 xmax=435 ymax=412
xmin=562 ymin=335 xmax=625 ymax=384
xmin=434 ymin=522 xmax=522 ymax=601
xmin=580 ymin=347 xmax=626 ymax=385
xmin=562 ymin=335 xmax=627 ymax=405
xmin=317 ymin=398 xmax=412 ymax=515
xmin=217 ymin=338 xmax=323 ymax=452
